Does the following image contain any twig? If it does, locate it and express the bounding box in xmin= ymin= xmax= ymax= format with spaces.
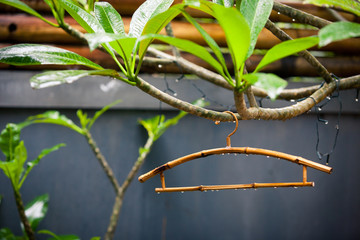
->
xmin=265 ymin=19 xmax=333 ymax=83
xmin=326 ymin=8 xmax=348 ymax=22
xmin=84 ymin=131 xmax=121 ymax=193
xmin=273 ymin=1 xmax=331 ymax=28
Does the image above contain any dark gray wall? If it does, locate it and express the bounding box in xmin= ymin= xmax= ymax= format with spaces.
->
xmin=0 ymin=71 xmax=359 ymax=240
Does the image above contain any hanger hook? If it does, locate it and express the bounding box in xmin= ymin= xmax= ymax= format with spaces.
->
xmin=217 ymin=111 xmax=238 ymax=148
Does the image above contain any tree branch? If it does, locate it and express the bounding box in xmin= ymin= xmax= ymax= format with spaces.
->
xmin=273 ymin=2 xmax=331 ymax=28
xmin=84 ymin=131 xmax=121 ymax=193
xmin=265 ymin=19 xmax=333 ymax=83
xmin=104 ymin=136 xmax=155 ymax=240
xmin=14 ymin=190 xmax=35 ymax=240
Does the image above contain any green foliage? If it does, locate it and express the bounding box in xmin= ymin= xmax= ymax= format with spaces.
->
xmin=0 ymin=124 xmax=21 ymax=162
xmin=0 ymin=227 xmax=23 ymax=240
xmin=0 ymin=124 xmax=64 ymax=190
xmin=319 ymin=22 xmax=360 ymax=47
xmin=25 ymin=194 xmax=49 ymax=231
xmin=141 ymin=33 xmax=228 ymax=81
xmin=129 ymin=0 xmax=174 ymax=38
xmin=239 ymin=0 xmax=273 ymax=58
xmin=305 ymin=0 xmax=360 ymax=16
xmin=0 ymin=0 xmax=58 ymax=27
xmin=24 ymin=111 xmax=84 ymax=135
xmin=212 ymin=0 xmax=234 ymax=7
xmin=0 ymin=44 xmax=103 ymax=70
xmin=139 ymin=98 xmax=208 ymax=141
xmin=30 ymin=69 xmax=122 ymax=89
xmin=38 ymin=230 xmax=80 ymax=240
xmin=243 ymin=73 xmax=288 ymax=100
xmin=254 ymin=36 xmax=319 ymax=73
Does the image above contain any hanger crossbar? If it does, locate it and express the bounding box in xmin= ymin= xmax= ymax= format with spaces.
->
xmin=155 ymin=182 xmax=315 ymax=192
xmin=138 ymin=147 xmax=332 ymax=183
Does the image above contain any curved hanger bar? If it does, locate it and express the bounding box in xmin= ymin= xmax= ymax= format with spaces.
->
xmin=138 ymin=147 xmax=332 ymax=183
xmin=222 ymin=111 xmax=238 ymax=148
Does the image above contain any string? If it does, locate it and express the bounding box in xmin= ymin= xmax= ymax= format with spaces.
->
xmin=314 ymin=75 xmax=342 ymax=165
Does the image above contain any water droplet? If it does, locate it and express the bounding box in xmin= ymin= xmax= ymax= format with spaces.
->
xmin=227 ymin=153 xmax=230 ymax=155
xmin=157 ymin=192 xmax=161 ymax=195
xmin=211 ymin=190 xmax=214 ymax=192
xmin=158 ymin=64 xmax=162 ymax=68
xmin=293 ymin=187 xmax=298 ymax=189
xmin=292 ymin=18 xmax=295 ymax=22
xmin=266 ymin=156 xmax=270 ymax=158
xmin=274 ymin=187 xmax=277 ymax=189
xmin=173 ymin=92 xmax=177 ymax=96
xmin=290 ymin=99 xmax=295 ymax=103
xmin=216 ymin=190 xmax=219 ymax=192
xmin=324 ymin=121 xmax=329 ymax=125
xmin=215 ymin=121 xmax=220 ymax=125
xmin=181 ymin=191 xmax=184 ymax=193
xmin=356 ymin=98 xmax=359 ymax=102
xmin=326 ymin=96 xmax=331 ymax=100
xmin=175 ymin=79 xmax=179 ymax=83
xmin=254 ymin=188 xmax=257 ymax=191
xmin=318 ymin=107 xmax=322 ymax=111
xmin=221 ymin=153 xmax=225 ymax=156
xmin=204 ymin=190 xmax=207 ymax=192
xmin=277 ymin=158 xmax=280 ymax=160
xmin=235 ymin=188 xmax=238 ymax=191
xmin=233 ymin=121 xmax=236 ymax=123
xmin=277 ymin=12 xmax=280 ymax=14
xmin=201 ymin=97 xmax=205 ymax=100
xmin=246 ymin=154 xmax=249 ymax=157
xmin=243 ymin=189 xmax=247 ymax=191
xmin=335 ymin=124 xmax=339 ymax=130
xmin=234 ymin=153 xmax=237 ymax=156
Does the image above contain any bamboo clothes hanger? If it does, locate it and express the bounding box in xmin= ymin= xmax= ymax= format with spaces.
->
xmin=138 ymin=111 xmax=333 ymax=193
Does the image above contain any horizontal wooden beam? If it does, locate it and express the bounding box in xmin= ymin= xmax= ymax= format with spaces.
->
xmin=0 ymin=43 xmax=358 ymax=78
xmin=1 ymin=15 xmax=359 ymax=54
xmin=1 ymin=0 xmax=358 ymax=22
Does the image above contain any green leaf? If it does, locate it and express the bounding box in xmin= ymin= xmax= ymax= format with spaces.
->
xmin=38 ymin=230 xmax=80 ymax=240
xmin=305 ymin=0 xmax=360 ymax=17
xmin=58 ymin=0 xmax=103 ymax=33
xmin=181 ymin=11 xmax=232 ymax=83
xmin=254 ymin=36 xmax=319 ymax=73
xmin=95 ymin=2 xmax=126 ymax=35
xmin=0 ymin=44 xmax=103 ymax=70
xmin=209 ymin=3 xmax=251 ymax=72
xmin=319 ymin=21 xmax=360 ymax=47
xmin=0 ymin=228 xmax=20 ymax=240
xmin=129 ymin=0 xmax=174 ymax=38
xmin=25 ymin=194 xmax=49 ymax=231
xmin=0 ymin=123 xmax=21 ymax=162
xmin=84 ymin=33 xmax=137 ymax=64
xmin=240 ymin=0 xmax=273 ymax=58
xmin=30 ymin=69 xmax=117 ymax=89
xmin=212 ymin=0 xmax=234 ymax=7
xmin=0 ymin=141 xmax=28 ymax=188
xmin=0 ymin=0 xmax=58 ymax=27
xmin=243 ymin=73 xmax=287 ymax=100
xmin=139 ymin=98 xmax=208 ymax=140
xmin=137 ymin=4 xmax=183 ymax=66
xmin=25 ymin=111 xmax=84 ymax=135
xmin=19 ymin=144 xmax=65 ymax=189
xmin=140 ymin=34 xmax=227 ymax=81
xmin=87 ymin=99 xmax=122 ymax=130
xmin=90 ymin=237 xmax=101 ymax=240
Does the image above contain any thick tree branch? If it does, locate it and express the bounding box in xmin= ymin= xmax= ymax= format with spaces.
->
xmin=273 ymin=2 xmax=331 ymax=28
xmin=265 ymin=19 xmax=333 ymax=83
